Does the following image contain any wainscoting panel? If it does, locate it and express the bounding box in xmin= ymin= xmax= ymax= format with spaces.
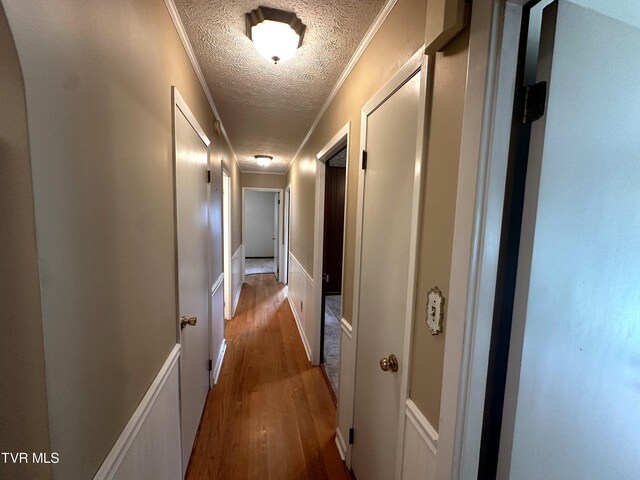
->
xmin=231 ymin=245 xmax=243 ymax=316
xmin=336 ymin=317 xmax=354 ymax=466
xmin=401 ymin=399 xmax=438 ymax=480
xmin=94 ymin=345 xmax=182 ymax=480
xmin=287 ymin=253 xmax=316 ymax=363
xmin=210 ymin=273 xmax=226 ymax=386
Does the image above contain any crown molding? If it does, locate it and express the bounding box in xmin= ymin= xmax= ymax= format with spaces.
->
xmin=286 ymin=0 xmax=399 ymax=173
xmin=163 ymin=0 xmax=239 ymax=163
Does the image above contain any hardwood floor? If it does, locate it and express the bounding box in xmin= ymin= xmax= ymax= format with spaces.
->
xmin=186 ymin=274 xmax=352 ymax=480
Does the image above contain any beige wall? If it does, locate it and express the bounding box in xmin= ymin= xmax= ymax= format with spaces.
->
xmin=241 ymin=172 xmax=287 ymax=190
xmin=0 ymin=6 xmax=53 ymax=480
xmin=214 ymin=148 xmax=242 ymax=276
xmin=286 ymin=0 xmax=429 ymax=323
xmin=224 ymin=157 xmax=243 ymax=254
xmin=285 ymin=0 xmax=471 ymax=429
xmin=2 ymin=0 xmax=240 ymax=477
xmin=409 ymin=27 xmax=471 ymax=427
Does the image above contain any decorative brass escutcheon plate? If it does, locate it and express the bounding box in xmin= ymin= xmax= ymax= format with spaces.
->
xmin=379 ymin=354 xmax=399 ymax=372
xmin=180 ymin=316 xmax=197 ymax=330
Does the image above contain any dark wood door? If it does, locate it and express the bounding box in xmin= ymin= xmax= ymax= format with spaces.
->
xmin=322 ymin=164 xmax=346 ymax=296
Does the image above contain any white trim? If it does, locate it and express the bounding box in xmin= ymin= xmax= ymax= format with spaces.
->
xmin=163 ymin=0 xmax=238 ymax=162
xmin=287 ymin=252 xmax=314 ymax=362
xmin=437 ymin=1 xmax=523 ymax=479
xmin=335 ymin=428 xmax=347 ymax=462
xmin=211 ymin=272 xmax=224 ymax=296
xmin=232 ymin=279 xmax=242 ymax=315
xmin=222 ymin=169 xmax=232 ymax=320
xmin=406 ymin=399 xmax=438 ymax=456
xmin=287 ymin=293 xmax=312 ymax=362
xmin=340 ymin=318 xmax=353 ymax=340
xmin=240 ymin=170 xmax=287 ymax=176
xmin=283 ymin=184 xmax=291 ymax=285
xmin=289 ymin=252 xmax=314 ymax=287
xmin=212 ymin=339 xmax=227 ymax=385
xmin=286 ymin=0 xmax=399 ymax=173
xmin=172 ymin=87 xmax=210 ymax=147
xmin=94 ymin=345 xmax=181 ymax=479
xmin=241 ymin=187 xmax=286 ymax=192
xmin=313 ymin=122 xmax=351 ymax=370
xmin=361 ymin=49 xmax=423 ymax=115
xmin=316 ymin=123 xmax=351 ymax=161
xmin=241 ymin=187 xmax=284 ymax=281
xmin=232 ymin=245 xmax=243 ymax=316
xmin=349 ymin=48 xmax=426 ymax=479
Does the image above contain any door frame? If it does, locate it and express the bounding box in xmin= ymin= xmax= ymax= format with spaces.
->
xmin=283 ymin=184 xmax=291 ymax=285
xmin=222 ymin=166 xmax=232 ymax=320
xmin=346 ymin=48 xmax=430 ymax=477
xmin=313 ymin=122 xmax=350 ymax=368
xmin=241 ymin=187 xmax=284 ymax=280
xmin=434 ymin=1 xmax=538 ymax=478
xmin=171 ymin=86 xmax=212 ymax=474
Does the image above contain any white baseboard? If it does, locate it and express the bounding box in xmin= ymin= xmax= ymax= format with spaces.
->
xmin=212 ymin=339 xmax=226 ymax=385
xmin=287 ymin=294 xmax=312 ymax=361
xmin=335 ymin=428 xmax=347 ymax=462
xmin=402 ymin=399 xmax=438 ymax=479
xmin=94 ymin=345 xmax=181 ymax=480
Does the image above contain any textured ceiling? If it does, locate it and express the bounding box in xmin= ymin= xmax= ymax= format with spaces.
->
xmin=175 ymin=0 xmax=386 ymax=173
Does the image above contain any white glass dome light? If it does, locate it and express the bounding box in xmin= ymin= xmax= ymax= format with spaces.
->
xmin=246 ymin=7 xmax=306 ymax=65
xmin=255 ymin=155 xmax=273 ymax=167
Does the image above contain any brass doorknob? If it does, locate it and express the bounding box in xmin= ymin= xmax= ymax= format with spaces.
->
xmin=380 ymin=354 xmax=399 ymax=372
xmin=180 ymin=316 xmax=197 ymax=330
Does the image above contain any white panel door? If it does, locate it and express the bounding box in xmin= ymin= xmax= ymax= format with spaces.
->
xmin=498 ymin=2 xmax=640 ymax=479
xmin=352 ymin=71 xmax=420 ymax=480
xmin=174 ymin=101 xmax=209 ymax=476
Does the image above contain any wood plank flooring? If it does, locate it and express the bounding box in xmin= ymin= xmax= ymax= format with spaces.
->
xmin=186 ymin=274 xmax=352 ymax=480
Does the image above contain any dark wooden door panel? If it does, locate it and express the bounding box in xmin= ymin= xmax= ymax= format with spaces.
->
xmin=322 ymin=164 xmax=346 ymax=296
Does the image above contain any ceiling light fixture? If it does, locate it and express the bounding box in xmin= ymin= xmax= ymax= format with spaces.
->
xmin=246 ymin=6 xmax=306 ymax=65
xmin=255 ymin=155 xmax=273 ymax=167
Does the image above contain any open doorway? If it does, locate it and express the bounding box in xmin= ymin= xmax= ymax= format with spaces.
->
xmin=242 ymin=188 xmax=283 ymax=280
xmin=314 ymin=125 xmax=349 ymax=398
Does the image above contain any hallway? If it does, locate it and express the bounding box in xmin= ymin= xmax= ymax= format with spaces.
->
xmin=186 ymin=275 xmax=351 ymax=480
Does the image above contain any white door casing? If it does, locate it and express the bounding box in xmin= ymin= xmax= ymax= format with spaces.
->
xmin=283 ymin=185 xmax=291 ymax=285
xmin=351 ymin=63 xmax=422 ymax=480
xmin=241 ymin=187 xmax=283 ymax=279
xmin=273 ymin=192 xmax=279 ymax=280
xmin=172 ymin=87 xmax=210 ymax=476
xmin=497 ymin=2 xmax=640 ymax=478
xmin=222 ymin=170 xmax=232 ymax=319
xmin=313 ymin=123 xmax=350 ymax=371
